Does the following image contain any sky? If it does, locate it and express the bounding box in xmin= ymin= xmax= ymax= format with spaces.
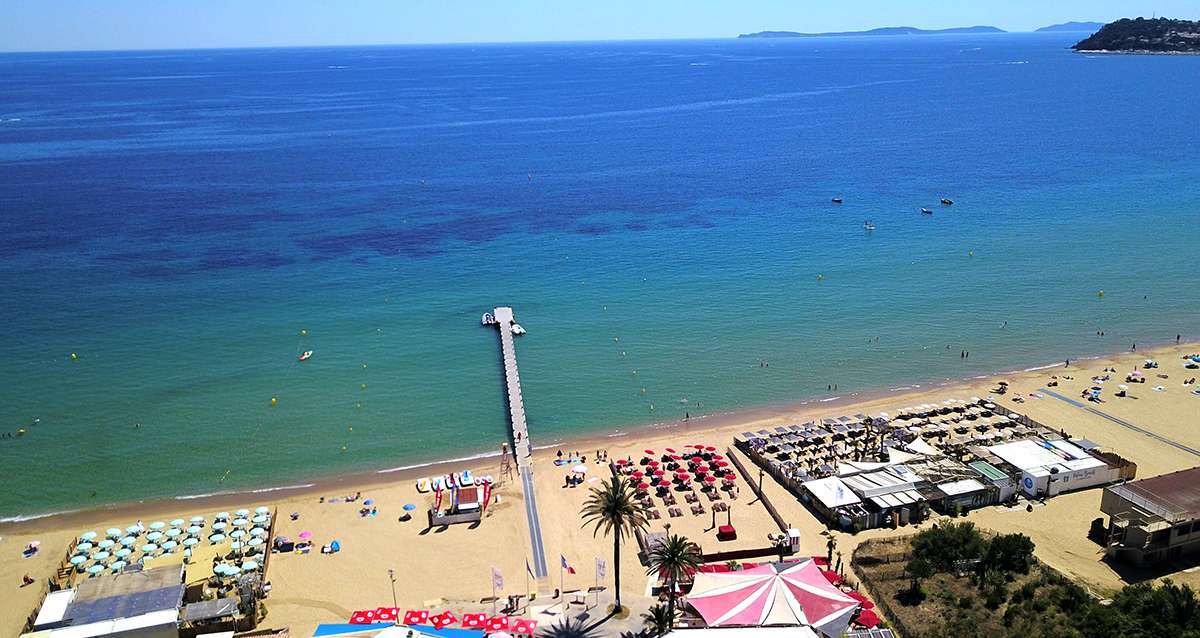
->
xmin=2 ymin=0 xmax=1197 ymax=52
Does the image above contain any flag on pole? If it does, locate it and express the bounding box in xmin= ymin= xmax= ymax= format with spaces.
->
xmin=526 ymin=558 xmax=535 ymax=579
xmin=560 ymin=554 xmax=576 ymax=575
xmin=492 ymin=566 xmax=504 ymax=590
xmin=595 ymin=557 xmax=606 ymax=579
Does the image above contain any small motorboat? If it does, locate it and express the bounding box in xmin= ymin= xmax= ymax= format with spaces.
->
xmin=298 ymin=350 xmax=313 ymax=362
xmin=921 ymin=208 xmax=932 ymax=215
xmin=940 ymin=198 xmax=954 ymax=206
xmin=481 ymin=313 xmax=495 ymax=326
xmin=863 ymin=220 xmax=876 ymax=231
xmin=512 ymin=323 xmax=526 ymax=335
xmin=831 ymin=197 xmax=843 ymax=204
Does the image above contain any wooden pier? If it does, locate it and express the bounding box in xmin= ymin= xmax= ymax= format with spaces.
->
xmin=490 ymin=307 xmax=548 ymax=578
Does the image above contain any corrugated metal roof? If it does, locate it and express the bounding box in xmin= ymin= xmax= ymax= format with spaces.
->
xmin=1111 ymin=467 xmax=1200 ymax=522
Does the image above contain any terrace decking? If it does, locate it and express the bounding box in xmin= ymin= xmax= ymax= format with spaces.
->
xmin=489 ymin=307 xmax=548 ymax=579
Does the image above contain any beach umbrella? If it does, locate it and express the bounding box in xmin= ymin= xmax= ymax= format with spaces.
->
xmin=248 ymin=537 xmax=264 ymax=547
xmin=110 ymin=561 xmax=127 ymax=572
xmin=637 ymin=482 xmax=650 ymax=491
xmin=255 ymin=506 xmax=270 ymax=515
xmin=644 ymin=449 xmax=655 ymax=455
xmin=231 ymin=542 xmax=243 ymax=552
xmin=252 ymin=515 xmax=267 ymax=524
xmin=298 ymin=531 xmax=313 ymax=540
xmin=704 ymin=475 xmax=717 ymax=485
xmin=98 ymin=539 xmax=115 ymax=549
xmin=93 ymin=551 xmax=110 ymax=561
xmin=403 ymin=504 xmax=416 ymax=512
xmin=615 ymin=459 xmax=628 ymax=466
xmin=75 ymin=542 xmax=93 ymax=553
xmin=161 ymin=540 xmax=178 ymax=551
xmin=190 ymin=515 xmax=205 ymax=523
xmin=665 ymin=447 xmax=676 ymax=453
xmin=724 ymin=474 xmax=738 ymax=483
xmin=81 ymin=531 xmax=98 ymax=541
xmin=209 ymin=534 xmax=226 ymax=544
xmin=170 ymin=518 xmax=185 ymax=527
xmin=212 ymin=521 xmax=227 ymax=531
xmin=250 ymin=527 xmax=267 ymax=537
xmin=706 ymin=446 xmax=717 ymax=452
xmin=653 ymin=469 xmax=665 ymax=477
xmin=216 ymin=512 xmax=230 ymax=520
xmin=230 ymin=529 xmax=247 ymax=539
xmin=572 ymin=464 xmax=588 ymax=475
xmin=116 ymin=548 xmax=132 ymax=558
xmin=149 ymin=521 xmax=166 ymax=531
xmin=235 ymin=508 xmax=250 ymax=517
xmin=187 ymin=525 xmax=202 ymax=535
xmin=106 ymin=528 xmax=122 ymax=538
xmin=631 ymin=470 xmax=644 ymax=480
xmin=166 ymin=528 xmax=182 ymax=538
xmin=142 ymin=543 xmax=158 ymax=553
xmin=87 ymin=564 xmax=104 ymax=575
xmin=233 ymin=518 xmax=249 ymax=527
xmin=241 ymin=560 xmax=259 ymax=572
xmin=361 ymin=500 xmax=374 ymax=507
xmin=182 ymin=537 xmax=199 ymax=547
xmin=70 ymin=555 xmax=87 ymax=566
xmin=147 ymin=531 xmax=163 ymax=542
xmin=125 ymin=525 xmax=141 ymax=535
xmin=691 ymin=456 xmax=704 ymax=464
xmin=658 ymin=479 xmax=671 ymax=488
xmin=676 ymin=472 xmax=691 ymax=481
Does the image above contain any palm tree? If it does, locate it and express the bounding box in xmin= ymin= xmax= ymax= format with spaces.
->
xmin=645 ymin=534 xmax=702 ymax=630
xmin=641 ymin=603 xmax=678 ymax=637
xmin=538 ymin=617 xmax=598 ymax=638
xmin=581 ymin=476 xmax=649 ymax=613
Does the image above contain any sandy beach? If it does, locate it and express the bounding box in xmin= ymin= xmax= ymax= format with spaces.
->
xmin=3 ymin=341 xmax=1198 ymax=637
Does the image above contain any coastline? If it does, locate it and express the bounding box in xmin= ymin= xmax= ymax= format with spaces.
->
xmin=1074 ymin=49 xmax=1200 ymax=55
xmin=4 ymin=338 xmax=1194 ymax=534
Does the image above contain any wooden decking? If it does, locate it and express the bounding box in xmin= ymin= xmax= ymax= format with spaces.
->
xmin=490 ymin=307 xmax=548 ymax=578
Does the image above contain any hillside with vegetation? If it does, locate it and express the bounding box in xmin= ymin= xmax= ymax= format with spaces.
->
xmin=1073 ymin=17 xmax=1200 ymax=52
xmin=852 ymin=521 xmax=1200 ymax=638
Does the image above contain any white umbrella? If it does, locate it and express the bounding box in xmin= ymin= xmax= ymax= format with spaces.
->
xmin=571 ymin=464 xmax=588 ymax=475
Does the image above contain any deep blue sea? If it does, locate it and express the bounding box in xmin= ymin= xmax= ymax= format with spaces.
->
xmin=1 ymin=33 xmax=1197 ymax=519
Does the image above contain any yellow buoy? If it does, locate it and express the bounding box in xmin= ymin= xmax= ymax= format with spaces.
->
xmin=300 ymin=329 xmax=307 ymax=337
xmin=348 ymin=426 xmax=354 ymax=433
xmin=270 ymin=396 xmax=278 ymax=407
xmin=362 ymin=362 xmax=368 ymax=369
xmin=356 ymin=402 xmax=363 ymax=409
xmin=361 ymin=383 xmax=367 ymax=390
xmin=70 ymin=352 xmax=78 ymax=360
xmin=341 ymin=445 xmax=347 ymax=453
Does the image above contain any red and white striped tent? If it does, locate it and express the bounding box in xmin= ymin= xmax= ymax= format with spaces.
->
xmin=685 ymin=560 xmax=859 ymax=638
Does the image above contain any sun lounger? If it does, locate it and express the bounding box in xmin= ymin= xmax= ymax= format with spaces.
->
xmin=669 ymin=507 xmax=683 ymax=518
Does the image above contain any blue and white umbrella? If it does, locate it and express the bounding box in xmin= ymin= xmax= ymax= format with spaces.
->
xmin=98 ymin=539 xmax=115 ymax=550
xmin=212 ymin=521 xmax=228 ymax=531
xmin=166 ymin=528 xmax=182 ymax=538
xmin=170 ymin=518 xmax=185 ymax=527
xmin=255 ymin=506 xmax=270 ymax=515
xmin=209 ymin=534 xmax=226 ymax=544
xmin=142 ymin=543 xmax=158 ymax=553
xmin=116 ymin=548 xmax=132 ymax=558
xmin=125 ymin=525 xmax=141 ymax=534
xmin=75 ymin=542 xmax=93 ymax=553
xmin=233 ymin=518 xmax=249 ymax=527
xmin=241 ymin=560 xmax=259 ymax=572
xmin=87 ymin=564 xmax=105 ymax=575
xmin=251 ymin=515 xmax=268 ymax=525
xmin=81 ymin=531 xmax=98 ymax=541
xmin=190 ymin=515 xmax=205 ymax=523
xmin=120 ymin=536 xmax=136 ymax=547
xmin=247 ymin=537 xmax=264 ymax=547
xmin=215 ymin=512 xmax=230 ymax=520
xmin=230 ymin=529 xmax=247 ymax=539
xmin=187 ymin=525 xmax=203 ymax=535
xmin=250 ymin=527 xmax=267 ymax=537
xmin=149 ymin=521 xmax=166 ymax=531
xmin=147 ymin=531 xmax=163 ymax=542
xmin=93 ymin=551 xmax=110 ymax=561
xmin=106 ymin=528 xmax=123 ymax=538
xmin=182 ymin=537 xmax=200 ymax=547
xmin=69 ymin=555 xmax=87 ymax=566
xmin=235 ymin=508 xmax=250 ymax=517
xmin=110 ymin=561 xmax=127 ymax=572
xmin=161 ymin=540 xmax=178 ymax=551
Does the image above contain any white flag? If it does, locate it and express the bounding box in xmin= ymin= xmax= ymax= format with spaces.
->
xmin=492 ymin=566 xmax=504 ymax=590
xmin=595 ymin=557 xmax=606 ymax=579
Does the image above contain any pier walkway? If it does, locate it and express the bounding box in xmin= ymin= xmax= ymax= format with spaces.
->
xmin=491 ymin=307 xmax=548 ymax=578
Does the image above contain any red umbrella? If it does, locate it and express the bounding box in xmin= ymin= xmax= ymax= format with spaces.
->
xmin=665 ymin=447 xmax=676 ymax=453
xmin=670 ymin=454 xmax=682 ymax=460
xmin=644 ymin=449 xmax=655 ymax=455
xmin=705 ymin=446 xmax=717 ymax=452
xmin=856 ymin=609 xmax=881 ymax=628
xmin=653 ymin=469 xmax=665 ymax=476
xmin=647 ymin=460 xmax=660 ymax=467
xmin=676 ymin=472 xmax=691 ymax=481
xmin=657 ymin=479 xmax=671 ymax=488
xmin=403 ymin=610 xmax=430 ymax=625
xmin=615 ymin=459 xmax=628 ymax=466
xmin=695 ymin=464 xmax=710 ymax=473
xmin=693 ymin=444 xmax=705 ymax=449
xmin=715 ymin=460 xmax=729 ymax=468
xmin=712 ymin=454 xmax=725 ymax=461
xmin=703 ymin=475 xmax=717 ymax=484
xmin=723 ymin=474 xmax=738 ymax=483
xmin=637 ymin=482 xmax=650 ymax=491
xmin=432 ymin=611 xmax=458 ymax=629
xmin=484 ymin=616 xmax=511 ymax=632
xmin=632 ymin=470 xmax=645 ymax=479
xmin=690 ymin=456 xmax=704 ymax=464
xmin=512 ymin=618 xmax=539 ymax=634
xmin=461 ymin=613 xmax=487 ymax=629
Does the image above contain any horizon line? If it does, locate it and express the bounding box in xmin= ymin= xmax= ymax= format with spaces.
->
xmin=0 ymin=29 xmax=1094 ymax=56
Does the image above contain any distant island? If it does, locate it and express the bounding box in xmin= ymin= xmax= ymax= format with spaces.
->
xmin=1035 ymin=21 xmax=1106 ymax=33
xmin=738 ymin=26 xmax=1005 ymax=39
xmin=1073 ymin=17 xmax=1200 ymax=53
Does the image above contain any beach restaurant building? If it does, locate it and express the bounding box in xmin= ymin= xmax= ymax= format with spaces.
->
xmin=982 ymin=439 xmax=1120 ymax=498
xmin=1101 ymin=467 xmax=1200 ymax=565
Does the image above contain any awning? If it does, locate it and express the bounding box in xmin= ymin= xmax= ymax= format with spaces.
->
xmin=182 ymin=598 xmax=240 ymax=622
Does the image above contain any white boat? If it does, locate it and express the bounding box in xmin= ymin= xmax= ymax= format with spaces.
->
xmin=298 ymin=350 xmax=313 ymax=362
xmin=921 ymin=208 xmax=932 ymax=215
xmin=481 ymin=313 xmax=495 ymax=326
xmin=511 ymin=323 xmax=526 ymax=335
xmin=863 ymin=220 xmax=876 ymax=231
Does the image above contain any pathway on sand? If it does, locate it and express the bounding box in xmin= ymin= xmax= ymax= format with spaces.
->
xmin=1041 ymin=388 xmax=1200 ymax=458
xmin=492 ymin=306 xmax=549 ymax=579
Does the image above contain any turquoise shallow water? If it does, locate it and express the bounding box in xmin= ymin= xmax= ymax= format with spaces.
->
xmin=0 ymin=34 xmax=1198 ymax=519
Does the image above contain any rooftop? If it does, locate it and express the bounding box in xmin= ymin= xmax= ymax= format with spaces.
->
xmin=1109 ymin=467 xmax=1200 ymax=523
